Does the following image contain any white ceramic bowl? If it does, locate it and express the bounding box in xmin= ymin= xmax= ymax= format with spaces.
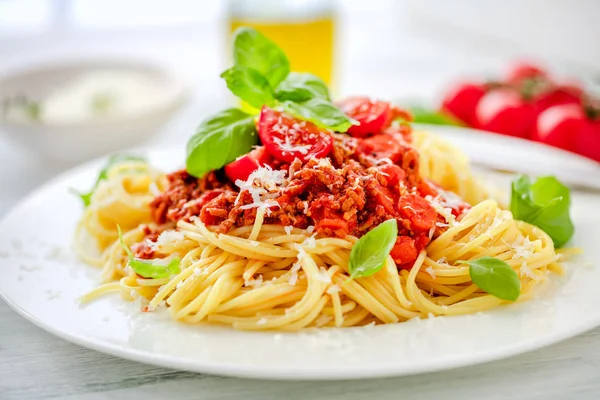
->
xmin=0 ymin=59 xmax=188 ymax=163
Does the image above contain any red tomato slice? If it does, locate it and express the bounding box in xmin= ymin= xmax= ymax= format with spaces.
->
xmin=390 ymin=236 xmax=419 ymax=266
xmin=357 ymin=134 xmax=404 ymax=163
xmin=337 ymin=97 xmax=391 ymax=137
xmin=506 ymin=62 xmax=548 ymax=84
xmin=475 ymin=89 xmax=535 ymax=138
xmin=378 ymin=164 xmax=405 ymax=188
xmin=258 ymin=106 xmax=333 ymax=163
xmin=441 ymin=82 xmax=486 ymax=125
xmin=398 ymin=194 xmax=437 ymax=233
xmin=224 ymin=146 xmax=272 ymax=182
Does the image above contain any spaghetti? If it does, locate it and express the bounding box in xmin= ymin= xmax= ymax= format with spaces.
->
xmin=76 ymin=128 xmax=562 ymax=331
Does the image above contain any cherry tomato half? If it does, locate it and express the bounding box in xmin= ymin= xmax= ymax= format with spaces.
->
xmin=337 ymin=97 xmax=391 ymax=137
xmin=357 ymin=134 xmax=405 ymax=163
xmin=378 ymin=164 xmax=406 ymax=188
xmin=224 ymin=146 xmax=272 ymax=182
xmin=257 ymin=106 xmax=333 ymax=163
xmin=475 ymin=89 xmax=535 ymax=138
xmin=441 ymin=82 xmax=486 ymax=125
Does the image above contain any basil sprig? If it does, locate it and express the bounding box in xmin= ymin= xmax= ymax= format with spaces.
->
xmin=510 ymin=175 xmax=574 ymax=248
xmin=73 ymin=154 xmax=146 ymax=207
xmin=186 ymin=108 xmax=258 ymax=178
xmin=117 ymin=225 xmax=180 ymax=279
xmin=274 ymin=72 xmax=330 ymax=102
xmin=348 ymin=219 xmax=398 ymax=279
xmin=282 ymin=98 xmax=355 ymax=132
xmin=221 ymin=27 xmax=353 ymax=130
xmin=220 ymin=66 xmax=275 ymax=109
xmin=459 ymin=256 xmax=521 ymax=301
xmin=232 ymin=27 xmax=290 ymax=88
xmin=186 ymin=27 xmax=355 ymax=178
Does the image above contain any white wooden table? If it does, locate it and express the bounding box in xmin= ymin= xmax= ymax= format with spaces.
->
xmin=2 ymin=3 xmax=600 ymax=398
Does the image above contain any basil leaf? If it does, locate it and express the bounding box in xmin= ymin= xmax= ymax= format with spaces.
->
xmin=117 ymin=225 xmax=180 ymax=279
xmin=274 ymin=72 xmax=330 ymax=102
xmin=282 ymin=98 xmax=356 ymax=132
xmin=73 ymin=154 xmax=146 ymax=207
xmin=460 ymin=256 xmax=521 ymax=301
xmin=233 ymin=27 xmax=290 ymax=88
xmin=221 ymin=66 xmax=275 ymax=109
xmin=409 ymin=106 xmax=462 ymax=126
xmin=510 ymin=175 xmax=574 ymax=248
xmin=129 ymin=258 xmax=181 ymax=280
xmin=186 ymin=108 xmax=258 ymax=178
xmin=349 ymin=219 xmax=398 ymax=279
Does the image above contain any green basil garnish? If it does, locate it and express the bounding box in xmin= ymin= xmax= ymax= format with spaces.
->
xmin=221 ymin=66 xmax=275 ymax=109
xmin=282 ymin=98 xmax=356 ymax=132
xmin=274 ymin=72 xmax=330 ymax=102
xmin=117 ymin=225 xmax=180 ymax=279
xmin=73 ymin=154 xmax=146 ymax=207
xmin=510 ymin=175 xmax=574 ymax=248
xmin=348 ymin=219 xmax=398 ymax=279
xmin=232 ymin=27 xmax=290 ymax=88
xmin=186 ymin=108 xmax=258 ymax=178
xmin=409 ymin=106 xmax=462 ymax=126
xmin=459 ymin=256 xmax=521 ymax=301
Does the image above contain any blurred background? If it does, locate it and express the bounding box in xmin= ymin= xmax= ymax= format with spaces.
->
xmin=0 ymin=0 xmax=599 ymax=211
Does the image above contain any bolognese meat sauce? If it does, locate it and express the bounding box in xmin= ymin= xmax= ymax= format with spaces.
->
xmin=149 ymin=101 xmax=470 ymax=269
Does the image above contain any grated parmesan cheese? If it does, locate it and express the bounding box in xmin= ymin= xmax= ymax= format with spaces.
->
xmin=326 ymin=284 xmax=341 ymax=294
xmin=520 ymin=261 xmax=540 ymax=281
xmin=257 ymin=317 xmax=268 ymax=326
xmin=425 ymin=193 xmax=456 ymax=227
xmin=245 ymin=275 xmax=264 ymax=288
xmin=235 ymin=165 xmax=287 ymax=214
xmin=151 ymin=230 xmax=185 ymax=251
xmin=273 ymin=135 xmax=311 ymax=155
xmin=289 ymin=262 xmax=302 ymax=286
xmin=425 ymin=266 xmax=437 ymax=279
xmin=315 ymin=267 xmax=331 ymax=283
xmin=284 ymin=226 xmax=293 ymax=235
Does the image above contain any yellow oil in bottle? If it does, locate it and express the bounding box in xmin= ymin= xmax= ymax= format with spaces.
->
xmin=229 ymin=15 xmax=335 ymax=86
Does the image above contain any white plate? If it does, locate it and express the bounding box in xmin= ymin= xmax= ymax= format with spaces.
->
xmin=1 ymin=126 xmax=599 ymax=380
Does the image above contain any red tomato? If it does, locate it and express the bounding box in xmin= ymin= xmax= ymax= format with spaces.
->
xmin=357 ymin=134 xmax=404 ymax=163
xmin=532 ymin=104 xmax=589 ymax=151
xmin=417 ymin=180 xmax=438 ymax=198
xmin=258 ymin=106 xmax=333 ymax=163
xmin=390 ymin=236 xmax=418 ymax=266
xmin=533 ymin=85 xmax=583 ymax=113
xmin=378 ymin=164 xmax=405 ymax=187
xmin=441 ymin=82 xmax=486 ymax=125
xmin=506 ymin=62 xmax=548 ymax=84
xmin=337 ymin=97 xmax=391 ymax=137
xmin=475 ymin=89 xmax=535 ymax=138
xmin=398 ymin=194 xmax=437 ymax=233
xmin=224 ymin=146 xmax=271 ymax=182
xmin=575 ymin=119 xmax=600 ymax=162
